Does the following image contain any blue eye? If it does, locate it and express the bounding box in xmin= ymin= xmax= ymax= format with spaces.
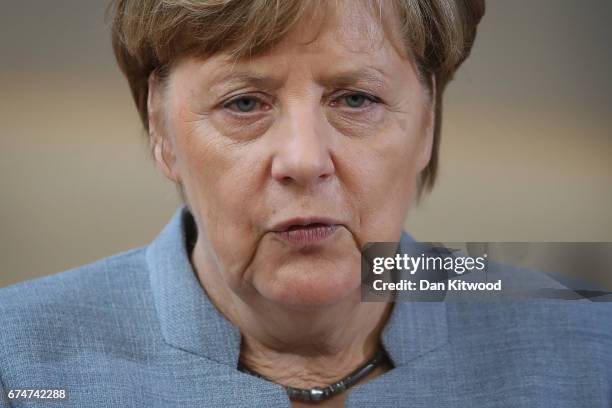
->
xmin=230 ymin=96 xmax=258 ymax=112
xmin=334 ymin=92 xmax=379 ymax=109
xmin=344 ymin=94 xmax=367 ymax=108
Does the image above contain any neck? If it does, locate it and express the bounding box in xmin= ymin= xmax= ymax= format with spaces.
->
xmin=191 ymin=238 xmax=394 ymax=389
xmin=238 ymin=297 xmax=392 ymax=389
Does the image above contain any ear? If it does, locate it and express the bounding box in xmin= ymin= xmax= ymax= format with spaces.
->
xmin=416 ymin=75 xmax=436 ymax=172
xmin=148 ymin=71 xmax=180 ymax=183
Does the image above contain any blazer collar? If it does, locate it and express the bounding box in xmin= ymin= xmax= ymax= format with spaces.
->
xmin=146 ymin=206 xmax=241 ymax=366
xmin=146 ymin=206 xmax=449 ymax=368
xmin=380 ymin=232 xmax=449 ymax=366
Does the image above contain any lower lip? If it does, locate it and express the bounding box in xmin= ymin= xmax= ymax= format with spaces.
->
xmin=274 ymin=224 xmax=339 ymax=246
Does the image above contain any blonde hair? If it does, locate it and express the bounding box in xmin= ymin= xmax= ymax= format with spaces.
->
xmin=109 ymin=0 xmax=484 ymax=193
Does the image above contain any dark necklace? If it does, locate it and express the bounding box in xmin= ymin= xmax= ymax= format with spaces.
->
xmin=237 ymin=348 xmax=389 ymax=402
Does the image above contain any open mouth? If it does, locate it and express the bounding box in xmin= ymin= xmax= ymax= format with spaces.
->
xmin=274 ymin=223 xmax=339 ymax=246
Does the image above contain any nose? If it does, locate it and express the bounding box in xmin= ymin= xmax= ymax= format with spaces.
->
xmin=270 ymin=106 xmax=335 ymax=187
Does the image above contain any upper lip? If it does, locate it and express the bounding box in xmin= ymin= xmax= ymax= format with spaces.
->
xmin=270 ymin=217 xmax=343 ymax=232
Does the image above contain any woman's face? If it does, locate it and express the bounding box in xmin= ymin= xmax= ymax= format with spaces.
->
xmin=152 ymin=3 xmax=434 ymax=308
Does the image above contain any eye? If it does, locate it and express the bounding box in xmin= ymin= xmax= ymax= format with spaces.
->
xmin=345 ymin=94 xmax=367 ymax=108
xmin=332 ymin=92 xmax=379 ymax=109
xmin=223 ymin=95 xmax=267 ymax=113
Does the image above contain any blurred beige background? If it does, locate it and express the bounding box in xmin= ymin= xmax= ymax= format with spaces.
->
xmin=1 ymin=1 xmax=611 ymax=288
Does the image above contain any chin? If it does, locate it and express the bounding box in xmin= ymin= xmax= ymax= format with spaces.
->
xmin=253 ymin=256 xmax=362 ymax=309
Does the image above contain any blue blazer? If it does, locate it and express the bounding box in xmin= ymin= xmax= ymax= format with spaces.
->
xmin=1 ymin=206 xmax=611 ymax=407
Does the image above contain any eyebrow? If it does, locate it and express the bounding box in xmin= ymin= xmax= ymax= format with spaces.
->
xmin=318 ymin=67 xmax=388 ymax=91
xmin=208 ymin=71 xmax=285 ymax=95
xmin=208 ymin=66 xmax=388 ymax=94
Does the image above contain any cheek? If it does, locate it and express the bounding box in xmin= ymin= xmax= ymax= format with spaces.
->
xmin=171 ymin=116 xmax=268 ymax=281
xmin=339 ymin=112 xmax=425 ymax=243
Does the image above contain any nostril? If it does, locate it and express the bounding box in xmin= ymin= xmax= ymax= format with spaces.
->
xmin=281 ymin=175 xmax=294 ymax=184
xmin=270 ymin=150 xmax=335 ymax=186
